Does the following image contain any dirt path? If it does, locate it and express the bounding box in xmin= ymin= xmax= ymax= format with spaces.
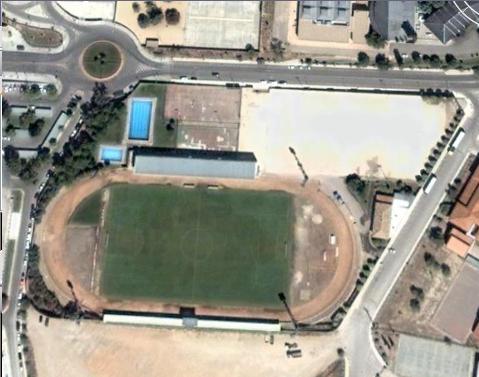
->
xmin=35 ymin=168 xmax=358 ymax=322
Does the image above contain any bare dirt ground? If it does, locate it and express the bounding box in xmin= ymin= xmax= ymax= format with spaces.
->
xmin=166 ymin=84 xmax=241 ymax=151
xmin=164 ymin=84 xmax=241 ymax=125
xmin=376 ymin=235 xmax=463 ymax=357
xmin=65 ymin=226 xmax=97 ymax=292
xmin=27 ymin=307 xmax=340 ymax=377
xmin=239 ymin=89 xmax=448 ymax=179
xmin=35 ymin=168 xmax=358 ymax=322
xmin=115 ymin=1 xmax=187 ymax=46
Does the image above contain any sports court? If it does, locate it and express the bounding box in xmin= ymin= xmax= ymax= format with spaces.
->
xmin=100 ymin=184 xmax=294 ymax=308
xmin=127 ymin=98 xmax=155 ymax=142
xmin=164 ymin=85 xmax=241 ymax=150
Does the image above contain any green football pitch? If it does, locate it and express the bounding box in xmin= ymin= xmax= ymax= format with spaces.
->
xmin=100 ymin=184 xmax=295 ymax=308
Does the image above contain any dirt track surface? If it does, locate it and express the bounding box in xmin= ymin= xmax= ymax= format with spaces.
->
xmin=27 ymin=308 xmax=341 ymax=377
xmin=35 ymin=168 xmax=358 ymax=321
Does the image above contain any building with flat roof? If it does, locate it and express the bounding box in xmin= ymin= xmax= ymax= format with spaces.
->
xmin=132 ymin=147 xmax=257 ymax=180
xmin=432 ymin=261 xmax=479 ymax=343
xmin=297 ymin=1 xmax=369 ymax=43
xmin=371 ymin=192 xmax=412 ymax=240
xmin=371 ymin=193 xmax=393 ymax=240
xmin=394 ymin=334 xmax=476 ymax=377
xmin=425 ymin=1 xmax=479 ymax=44
xmin=299 ymin=0 xmax=351 ymax=25
xmin=369 ymin=0 xmax=417 ymax=42
xmin=446 ymin=163 xmax=479 ymax=258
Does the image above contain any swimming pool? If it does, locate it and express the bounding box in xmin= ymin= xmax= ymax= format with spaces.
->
xmin=100 ymin=146 xmax=124 ymax=163
xmin=128 ymin=99 xmax=153 ymax=140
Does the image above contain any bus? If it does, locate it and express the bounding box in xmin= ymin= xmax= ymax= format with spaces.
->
xmin=423 ymin=174 xmax=438 ymax=194
xmin=448 ymin=128 xmax=465 ymax=154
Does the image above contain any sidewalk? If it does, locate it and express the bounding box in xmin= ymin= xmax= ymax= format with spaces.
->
xmin=3 ymin=72 xmax=63 ymax=95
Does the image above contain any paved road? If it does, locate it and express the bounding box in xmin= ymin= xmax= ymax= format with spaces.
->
xmin=2 ymin=3 xmax=479 ymax=377
xmin=339 ymin=89 xmax=479 ymax=377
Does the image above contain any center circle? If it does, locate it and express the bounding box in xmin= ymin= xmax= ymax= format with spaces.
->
xmin=81 ymin=41 xmax=123 ymax=80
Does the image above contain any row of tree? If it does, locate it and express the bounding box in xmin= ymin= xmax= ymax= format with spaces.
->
xmin=135 ymin=2 xmax=180 ymax=28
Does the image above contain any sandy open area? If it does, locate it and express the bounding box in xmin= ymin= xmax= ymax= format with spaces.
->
xmin=115 ymin=1 xmax=187 ymax=46
xmin=58 ymin=1 xmax=116 ymax=21
xmin=115 ymin=1 xmax=259 ymax=49
xmin=239 ymin=89 xmax=448 ymax=179
xmin=35 ymin=169 xmax=358 ymax=322
xmin=27 ymin=308 xmax=341 ymax=377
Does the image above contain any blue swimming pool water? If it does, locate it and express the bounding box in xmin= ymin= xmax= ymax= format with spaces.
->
xmin=101 ymin=147 xmax=123 ymax=162
xmin=128 ymin=99 xmax=152 ymax=140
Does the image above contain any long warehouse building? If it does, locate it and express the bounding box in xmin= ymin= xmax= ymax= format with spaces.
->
xmin=132 ymin=147 xmax=258 ymax=180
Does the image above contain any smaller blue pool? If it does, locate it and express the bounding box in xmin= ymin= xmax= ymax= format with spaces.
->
xmin=100 ymin=146 xmax=123 ymax=163
xmin=128 ymin=99 xmax=153 ymax=140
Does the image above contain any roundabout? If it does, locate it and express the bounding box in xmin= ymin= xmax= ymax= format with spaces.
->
xmin=81 ymin=41 xmax=123 ymax=80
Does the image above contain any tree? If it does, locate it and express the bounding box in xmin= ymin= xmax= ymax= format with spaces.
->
xmin=147 ymin=4 xmax=162 ymax=25
xmin=45 ymin=83 xmax=57 ymax=96
xmin=49 ymin=137 xmax=57 ymax=145
xmin=270 ymin=38 xmax=284 ymax=57
xmin=411 ymin=51 xmax=422 ymax=64
xmin=29 ymin=83 xmax=40 ymax=95
xmin=375 ymin=54 xmax=390 ymax=70
xmin=409 ymin=298 xmax=421 ymax=312
xmin=5 ymin=124 xmax=16 ymax=136
xmin=365 ymin=29 xmax=387 ymax=49
xmin=445 ymin=53 xmax=458 ymax=68
xmin=137 ymin=13 xmax=149 ymax=28
xmin=440 ymin=263 xmax=451 ymax=277
xmin=19 ymin=109 xmax=35 ymax=127
xmin=418 ymin=1 xmax=446 ymax=17
xmin=357 ymin=51 xmax=370 ymax=67
xmin=429 ymin=226 xmax=444 ymax=240
xmin=409 ymin=285 xmax=425 ymax=301
xmin=165 ymin=8 xmax=180 ymax=25
xmin=2 ymin=97 xmax=11 ymax=118
xmin=345 ymin=173 xmax=366 ymax=193
xmin=28 ymin=118 xmax=45 ymax=137
xmin=132 ymin=2 xmax=140 ymax=12
xmin=245 ymin=43 xmax=255 ymax=58
xmin=430 ymin=54 xmax=442 ymax=68
xmin=424 ymin=252 xmax=434 ymax=266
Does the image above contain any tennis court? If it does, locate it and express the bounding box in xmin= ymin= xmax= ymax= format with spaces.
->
xmin=128 ymin=98 xmax=154 ymax=141
xmin=100 ymin=184 xmax=295 ymax=308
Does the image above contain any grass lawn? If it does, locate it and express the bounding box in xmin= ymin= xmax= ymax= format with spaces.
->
xmin=69 ymin=190 xmax=102 ymax=225
xmin=82 ymin=41 xmax=122 ymax=79
xmin=96 ymin=106 xmax=127 ymax=145
xmin=100 ymin=184 xmax=294 ymax=308
xmin=131 ymin=83 xmax=177 ymax=148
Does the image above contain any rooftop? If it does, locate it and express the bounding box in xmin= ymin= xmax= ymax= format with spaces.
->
xmin=447 ymin=162 xmax=479 ymax=257
xmin=425 ymin=1 xmax=479 ymax=44
xmin=371 ymin=193 xmax=393 ymax=240
xmin=432 ymin=261 xmax=479 ymax=343
xmin=132 ymin=147 xmax=257 ymax=180
xmin=299 ymin=0 xmax=351 ymax=25
xmin=370 ymin=0 xmax=416 ymax=41
xmin=394 ymin=334 xmax=476 ymax=377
